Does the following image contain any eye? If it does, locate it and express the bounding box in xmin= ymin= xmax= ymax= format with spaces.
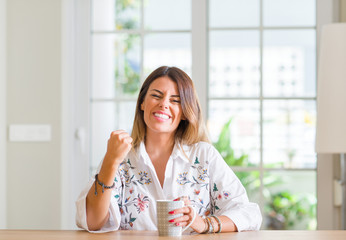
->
xmin=171 ymin=99 xmax=181 ymax=104
xmin=151 ymin=94 xmax=160 ymax=99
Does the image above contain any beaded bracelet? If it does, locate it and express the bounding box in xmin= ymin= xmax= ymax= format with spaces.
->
xmin=212 ymin=215 xmax=222 ymax=233
xmin=94 ymin=174 xmax=115 ymax=195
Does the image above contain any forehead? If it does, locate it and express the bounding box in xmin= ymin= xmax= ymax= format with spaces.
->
xmin=148 ymin=76 xmax=179 ymax=93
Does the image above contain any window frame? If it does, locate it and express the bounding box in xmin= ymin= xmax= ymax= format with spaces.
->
xmin=63 ymin=0 xmax=339 ymax=230
xmin=207 ymin=0 xmax=317 ymax=229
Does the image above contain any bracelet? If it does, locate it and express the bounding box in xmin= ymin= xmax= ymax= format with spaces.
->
xmin=206 ymin=217 xmax=214 ymax=234
xmin=212 ymin=215 xmax=222 ymax=233
xmin=210 ymin=217 xmax=217 ymax=234
xmin=201 ymin=216 xmax=209 ymax=234
xmin=94 ymin=174 xmax=115 ymax=195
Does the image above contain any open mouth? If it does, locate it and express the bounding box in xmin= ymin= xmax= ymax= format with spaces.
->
xmin=153 ymin=112 xmax=171 ymax=120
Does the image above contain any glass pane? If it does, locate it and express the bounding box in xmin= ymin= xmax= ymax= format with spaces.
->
xmin=209 ymin=100 xmax=260 ymax=166
xmin=92 ymin=0 xmax=140 ymax=31
xmin=263 ymin=0 xmax=316 ymax=27
xmin=92 ymin=34 xmax=141 ymax=99
xmin=263 ymin=30 xmax=316 ymax=97
xmin=144 ymin=0 xmax=191 ymax=30
xmin=209 ymin=0 xmax=259 ymax=27
xmin=144 ymin=33 xmax=191 ymax=77
xmin=91 ymin=102 xmax=117 ymax=172
xmin=118 ymin=101 xmax=137 ymax=133
xmin=235 ymin=171 xmax=261 ymax=204
xmin=263 ymin=171 xmax=316 ymax=230
xmin=91 ymin=101 xmax=136 ymax=173
xmin=263 ymin=100 xmax=316 ymax=168
xmin=209 ymin=31 xmax=260 ymax=97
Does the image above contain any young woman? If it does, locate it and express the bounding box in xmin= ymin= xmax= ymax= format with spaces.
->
xmin=76 ymin=66 xmax=262 ymax=233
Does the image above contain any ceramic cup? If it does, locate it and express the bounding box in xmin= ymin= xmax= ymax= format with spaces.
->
xmin=156 ymin=200 xmax=192 ymax=236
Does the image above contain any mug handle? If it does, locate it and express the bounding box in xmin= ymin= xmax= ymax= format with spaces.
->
xmin=182 ymin=205 xmax=197 ymax=232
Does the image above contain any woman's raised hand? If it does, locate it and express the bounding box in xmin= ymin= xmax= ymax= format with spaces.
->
xmin=104 ymin=130 xmax=133 ymax=167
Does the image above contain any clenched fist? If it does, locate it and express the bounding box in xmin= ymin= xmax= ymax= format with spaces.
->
xmin=103 ymin=130 xmax=133 ymax=168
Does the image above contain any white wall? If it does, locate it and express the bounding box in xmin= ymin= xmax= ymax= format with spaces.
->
xmin=1 ymin=0 xmax=345 ymax=231
xmin=6 ymin=0 xmax=62 ymax=229
xmin=0 ymin=0 xmax=7 ymax=229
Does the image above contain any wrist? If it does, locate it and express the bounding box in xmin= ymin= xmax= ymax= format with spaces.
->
xmin=103 ymin=153 xmax=121 ymax=169
xmin=98 ymin=161 xmax=119 ymax=186
xmin=200 ymin=216 xmax=209 ymax=234
xmin=190 ymin=215 xmax=206 ymax=234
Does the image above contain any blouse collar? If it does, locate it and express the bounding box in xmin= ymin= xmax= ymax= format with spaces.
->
xmin=138 ymin=141 xmax=192 ymax=164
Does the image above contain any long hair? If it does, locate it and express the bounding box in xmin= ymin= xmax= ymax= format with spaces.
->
xmin=131 ymin=66 xmax=209 ymax=149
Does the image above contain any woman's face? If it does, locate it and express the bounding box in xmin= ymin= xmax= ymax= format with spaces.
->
xmin=141 ymin=76 xmax=185 ymax=137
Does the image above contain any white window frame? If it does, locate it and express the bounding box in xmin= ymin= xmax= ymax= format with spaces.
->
xmin=60 ymin=0 xmax=91 ymax=229
xmin=63 ymin=0 xmax=339 ymax=230
xmin=206 ymin=0 xmax=319 ymax=229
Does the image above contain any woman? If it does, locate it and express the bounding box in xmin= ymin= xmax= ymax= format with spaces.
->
xmin=76 ymin=66 xmax=262 ymax=233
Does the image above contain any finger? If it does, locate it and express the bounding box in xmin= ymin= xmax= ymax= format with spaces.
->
xmin=110 ymin=130 xmax=126 ymax=137
xmin=169 ymin=214 xmax=190 ymax=223
xmin=111 ymin=132 xmax=131 ymax=142
xmin=183 ymin=199 xmax=191 ymax=206
xmin=124 ymin=136 xmax=133 ymax=144
xmin=174 ymin=221 xmax=188 ymax=227
xmin=169 ymin=206 xmax=191 ymax=215
xmin=173 ymin=196 xmax=190 ymax=202
xmin=179 ymin=196 xmax=191 ymax=207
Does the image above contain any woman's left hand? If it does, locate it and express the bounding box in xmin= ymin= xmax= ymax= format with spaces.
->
xmin=169 ymin=196 xmax=206 ymax=233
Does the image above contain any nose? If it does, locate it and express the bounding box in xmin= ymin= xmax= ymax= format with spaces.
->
xmin=159 ymin=97 xmax=169 ymax=109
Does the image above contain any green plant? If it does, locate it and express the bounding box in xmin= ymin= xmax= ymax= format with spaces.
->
xmin=265 ymin=192 xmax=316 ymax=230
xmin=114 ymin=0 xmax=141 ymax=95
xmin=213 ymin=118 xmax=316 ymax=230
xmin=213 ymin=118 xmax=249 ymax=167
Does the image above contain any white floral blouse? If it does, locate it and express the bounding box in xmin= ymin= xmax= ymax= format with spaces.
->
xmin=75 ymin=141 xmax=262 ymax=233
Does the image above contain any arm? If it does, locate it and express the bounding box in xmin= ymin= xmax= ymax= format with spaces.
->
xmin=206 ymin=145 xmax=262 ymax=232
xmin=84 ymin=130 xmax=132 ymax=231
xmin=168 ymin=198 xmax=238 ymax=233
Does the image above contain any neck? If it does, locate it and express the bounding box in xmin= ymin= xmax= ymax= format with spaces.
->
xmin=145 ymin=131 xmax=175 ymax=157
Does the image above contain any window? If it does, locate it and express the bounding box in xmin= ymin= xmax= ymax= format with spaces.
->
xmin=90 ymin=0 xmax=317 ymax=230
xmin=208 ymin=0 xmax=317 ymax=230
xmin=91 ymin=0 xmax=192 ymax=172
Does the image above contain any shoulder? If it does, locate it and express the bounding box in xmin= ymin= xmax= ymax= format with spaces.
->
xmin=182 ymin=141 xmax=214 ymax=150
xmin=180 ymin=141 xmax=220 ymax=163
xmin=192 ymin=141 xmax=219 ymax=155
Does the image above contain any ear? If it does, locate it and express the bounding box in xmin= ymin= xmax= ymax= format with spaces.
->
xmin=140 ymin=102 xmax=144 ymax=111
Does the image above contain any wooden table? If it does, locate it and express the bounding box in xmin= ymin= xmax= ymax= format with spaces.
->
xmin=0 ymin=230 xmax=345 ymax=240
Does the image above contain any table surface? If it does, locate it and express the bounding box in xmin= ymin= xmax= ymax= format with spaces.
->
xmin=0 ymin=230 xmax=346 ymax=240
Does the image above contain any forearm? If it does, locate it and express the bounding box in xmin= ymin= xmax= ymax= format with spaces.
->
xmin=193 ymin=215 xmax=237 ymax=234
xmin=86 ymin=161 xmax=119 ymax=231
xmin=216 ymin=216 xmax=237 ymax=232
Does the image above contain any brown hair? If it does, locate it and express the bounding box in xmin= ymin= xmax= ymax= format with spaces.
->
xmin=131 ymin=66 xmax=209 ymax=148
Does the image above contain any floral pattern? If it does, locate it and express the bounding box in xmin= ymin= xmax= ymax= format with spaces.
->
xmin=176 ymin=157 xmax=209 ymax=189
xmin=76 ymin=142 xmax=262 ymax=232
xmin=116 ymin=159 xmax=152 ymax=229
xmin=176 ymin=157 xmax=211 ymax=214
xmin=118 ymin=155 xmax=230 ymax=228
xmin=134 ymin=193 xmax=150 ymax=213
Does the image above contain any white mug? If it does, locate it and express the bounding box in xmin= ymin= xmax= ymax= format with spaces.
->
xmin=156 ymin=200 xmax=195 ymax=236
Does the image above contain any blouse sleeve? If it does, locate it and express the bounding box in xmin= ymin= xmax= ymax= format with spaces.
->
xmin=75 ymin=170 xmax=123 ymax=233
xmin=207 ymin=144 xmax=262 ymax=231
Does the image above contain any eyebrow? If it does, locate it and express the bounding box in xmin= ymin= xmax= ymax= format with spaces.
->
xmin=150 ymin=89 xmax=180 ymax=98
